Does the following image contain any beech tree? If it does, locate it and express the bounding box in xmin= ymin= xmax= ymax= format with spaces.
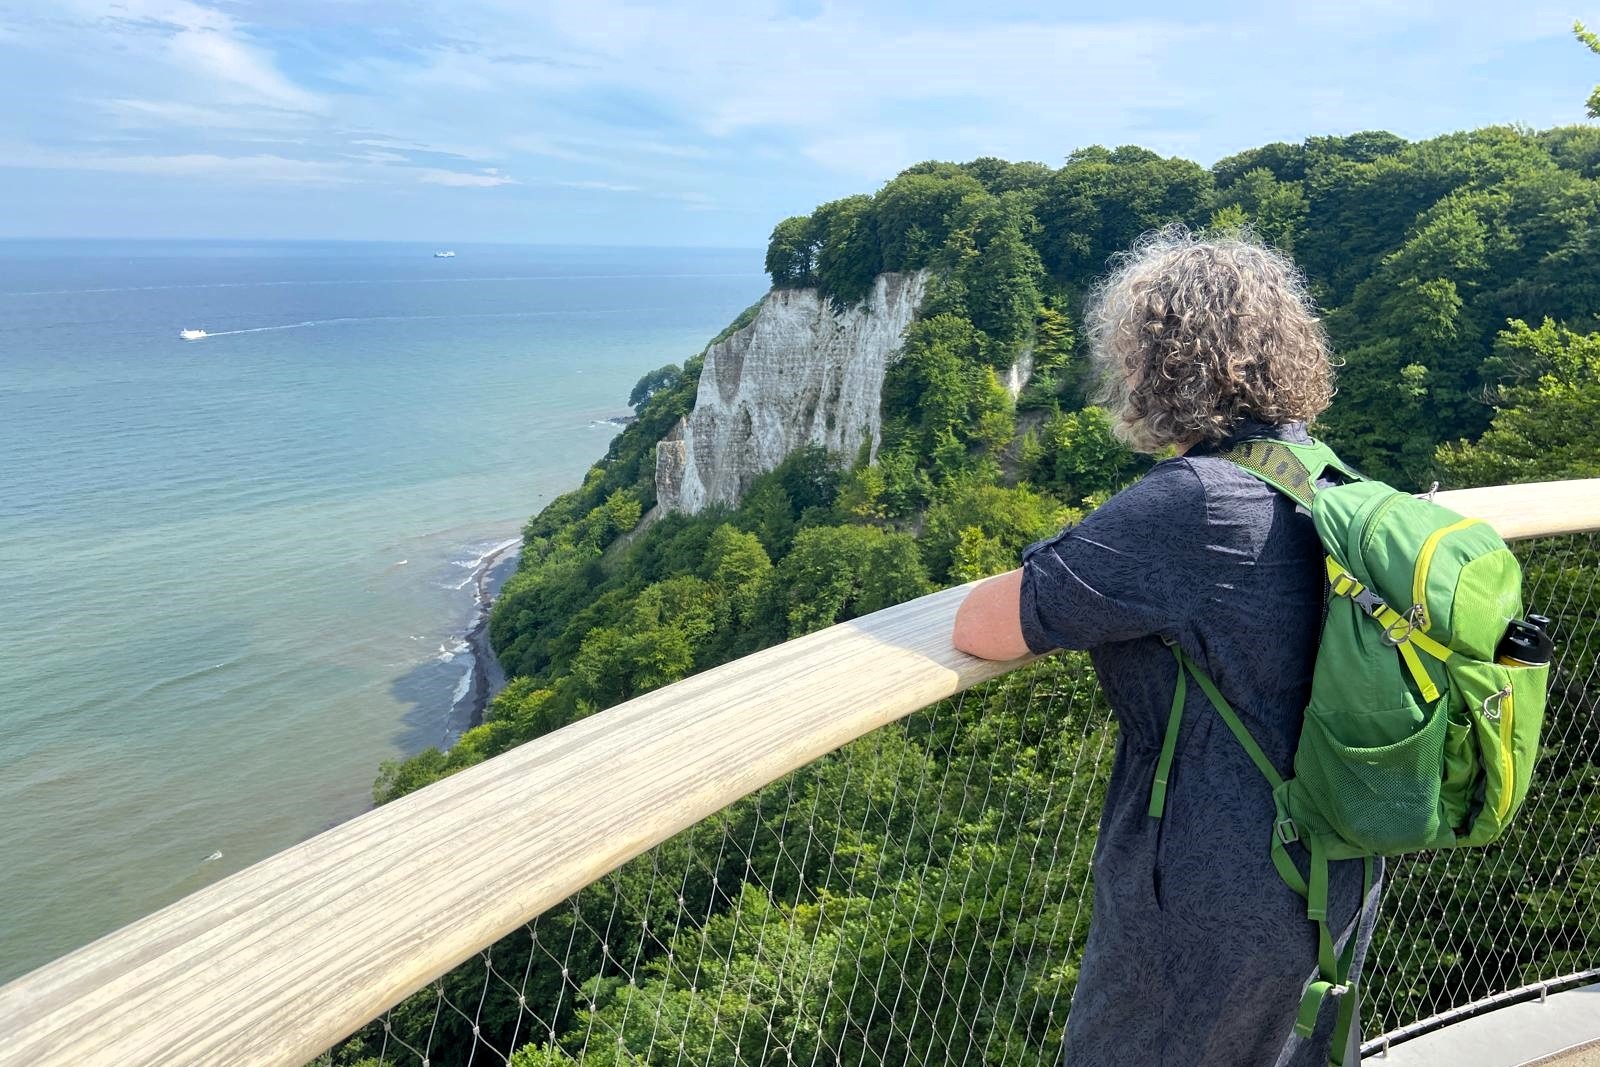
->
xmin=873 ymin=169 xmax=987 ymax=272
xmin=628 ymin=363 xmax=680 ymax=411
xmin=764 ymin=215 xmax=817 ymax=287
xmin=1577 ymin=21 xmax=1600 ymax=117
xmin=1436 ymin=318 xmax=1600 ymax=486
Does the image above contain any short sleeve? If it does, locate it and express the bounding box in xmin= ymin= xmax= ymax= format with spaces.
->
xmin=1019 ymin=460 xmax=1207 ymax=654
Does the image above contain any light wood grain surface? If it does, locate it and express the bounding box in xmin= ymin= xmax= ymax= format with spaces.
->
xmin=1432 ymin=479 xmax=1600 ymax=541
xmin=2 ymin=478 xmax=1596 ymax=1067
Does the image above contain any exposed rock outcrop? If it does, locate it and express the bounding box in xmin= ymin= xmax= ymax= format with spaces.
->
xmin=656 ymin=271 xmax=929 ymax=514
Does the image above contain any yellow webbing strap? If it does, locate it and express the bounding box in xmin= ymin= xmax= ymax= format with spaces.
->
xmin=1398 ymin=641 xmax=1438 ymax=703
xmin=1406 ymin=626 xmax=1452 ymax=662
xmin=1325 ymin=557 xmax=1447 ymax=702
xmin=1325 ymin=557 xmax=1373 ymax=599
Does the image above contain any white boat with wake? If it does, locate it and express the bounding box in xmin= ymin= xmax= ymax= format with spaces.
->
xmin=179 ymin=329 xmax=207 ymax=341
xmin=433 ymin=250 xmax=456 ymax=258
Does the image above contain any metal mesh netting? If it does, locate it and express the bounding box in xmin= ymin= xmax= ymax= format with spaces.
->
xmin=316 ymin=533 xmax=1598 ymax=1067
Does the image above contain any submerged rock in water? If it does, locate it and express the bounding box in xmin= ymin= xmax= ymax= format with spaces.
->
xmin=656 ymin=271 xmax=929 ymax=514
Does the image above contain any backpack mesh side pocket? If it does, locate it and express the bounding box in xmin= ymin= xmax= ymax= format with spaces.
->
xmin=1293 ymin=697 xmax=1455 ymax=854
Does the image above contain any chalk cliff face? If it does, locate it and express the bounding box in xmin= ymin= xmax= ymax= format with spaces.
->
xmin=656 ymin=271 xmax=929 ymax=514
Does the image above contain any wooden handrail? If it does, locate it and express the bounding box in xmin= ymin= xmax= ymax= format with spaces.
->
xmin=1424 ymin=479 xmax=1600 ymax=541
xmin=2 ymin=478 xmax=1597 ymax=1067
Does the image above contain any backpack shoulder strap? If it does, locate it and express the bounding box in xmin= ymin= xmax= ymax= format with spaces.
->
xmin=1156 ymin=643 xmax=1374 ymax=1066
xmin=1217 ymin=436 xmax=1361 ymax=509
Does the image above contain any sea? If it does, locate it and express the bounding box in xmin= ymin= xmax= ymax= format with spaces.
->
xmin=0 ymin=240 xmax=767 ymax=983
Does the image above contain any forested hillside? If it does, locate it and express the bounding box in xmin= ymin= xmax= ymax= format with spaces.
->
xmin=336 ymin=125 xmax=1600 ymax=1065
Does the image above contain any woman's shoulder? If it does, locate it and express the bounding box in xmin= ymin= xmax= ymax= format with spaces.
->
xmin=1088 ymin=453 xmax=1287 ymax=549
xmin=1112 ymin=456 xmax=1209 ymax=503
xmin=1089 ymin=458 xmax=1210 ymax=529
xmin=1177 ymin=450 xmax=1294 ymax=504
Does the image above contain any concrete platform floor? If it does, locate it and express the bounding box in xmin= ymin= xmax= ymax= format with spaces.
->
xmin=1366 ymin=985 xmax=1600 ymax=1067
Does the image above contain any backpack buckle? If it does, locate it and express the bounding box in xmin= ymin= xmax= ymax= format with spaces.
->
xmin=1350 ymin=588 xmax=1385 ymax=617
xmin=1275 ymin=818 xmax=1299 ymax=845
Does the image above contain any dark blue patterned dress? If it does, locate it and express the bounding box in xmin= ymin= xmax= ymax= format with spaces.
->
xmin=1019 ymin=421 xmax=1383 ymax=1066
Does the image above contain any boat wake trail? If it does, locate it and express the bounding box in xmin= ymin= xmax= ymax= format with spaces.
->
xmin=197 ymin=321 xmax=318 ymax=338
xmin=179 ymin=306 xmax=679 ymax=341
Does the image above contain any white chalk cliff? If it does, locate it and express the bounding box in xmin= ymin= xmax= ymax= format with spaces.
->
xmin=656 ymin=271 xmax=930 ymax=514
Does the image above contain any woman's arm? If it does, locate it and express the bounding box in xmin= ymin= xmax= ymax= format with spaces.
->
xmin=952 ymin=569 xmax=1033 ymax=661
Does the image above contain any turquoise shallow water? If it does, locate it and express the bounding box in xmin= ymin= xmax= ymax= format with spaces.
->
xmin=0 ymin=240 xmax=766 ymax=981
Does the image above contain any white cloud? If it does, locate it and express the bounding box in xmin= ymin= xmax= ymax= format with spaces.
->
xmin=356 ymin=0 xmax=1580 ymax=181
xmin=350 ymin=148 xmax=410 ymax=163
xmin=167 ymin=27 xmax=322 ymax=112
xmin=1 ymin=142 xmax=525 ymax=190
xmin=345 ymin=2 xmax=1198 ymax=181
xmin=351 ymin=137 xmax=424 ymax=151
xmin=350 ymin=136 xmax=503 ymax=162
xmin=0 ymin=145 xmax=353 ymax=183
xmin=507 ymin=131 xmax=711 ymax=163
xmin=1 ymin=0 xmax=1589 ymax=240
xmin=46 ymin=0 xmax=324 ymax=115
xmin=414 ymin=167 xmax=518 ymax=187
xmin=101 ymin=97 xmax=270 ymax=129
xmin=554 ymin=178 xmax=638 ymax=192
xmin=75 ymin=0 xmax=232 ymax=35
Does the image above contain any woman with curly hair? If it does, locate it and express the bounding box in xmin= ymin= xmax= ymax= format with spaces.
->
xmin=954 ymin=228 xmax=1380 ymax=1066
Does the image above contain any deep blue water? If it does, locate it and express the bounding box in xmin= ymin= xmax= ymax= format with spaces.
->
xmin=0 ymin=240 xmax=766 ymax=981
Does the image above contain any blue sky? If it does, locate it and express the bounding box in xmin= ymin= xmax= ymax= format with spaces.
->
xmin=0 ymin=0 xmax=1596 ymax=246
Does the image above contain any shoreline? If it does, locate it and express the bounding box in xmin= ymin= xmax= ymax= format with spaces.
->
xmin=461 ymin=539 xmax=521 ymax=731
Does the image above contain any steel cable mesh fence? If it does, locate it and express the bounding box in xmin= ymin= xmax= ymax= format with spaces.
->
xmin=316 ymin=653 xmax=1119 ymax=1067
xmin=315 ymin=534 xmax=1598 ymax=1067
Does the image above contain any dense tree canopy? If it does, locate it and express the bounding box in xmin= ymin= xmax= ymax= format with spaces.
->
xmin=1435 ymin=317 xmax=1600 ymax=484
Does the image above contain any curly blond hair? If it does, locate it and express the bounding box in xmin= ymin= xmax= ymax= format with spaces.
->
xmin=1086 ymin=226 xmax=1335 ymax=454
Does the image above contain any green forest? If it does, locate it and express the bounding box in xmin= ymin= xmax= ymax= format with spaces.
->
xmin=326 ymin=122 xmax=1600 ymax=1066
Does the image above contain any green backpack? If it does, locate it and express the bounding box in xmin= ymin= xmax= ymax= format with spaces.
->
xmin=1147 ymin=436 xmax=1549 ymax=1065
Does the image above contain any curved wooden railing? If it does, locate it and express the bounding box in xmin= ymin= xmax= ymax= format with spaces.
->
xmin=3 ymin=479 xmax=1598 ymax=1067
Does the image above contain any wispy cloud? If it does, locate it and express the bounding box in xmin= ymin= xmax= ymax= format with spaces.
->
xmin=101 ymin=97 xmax=281 ymax=129
xmin=415 ymin=167 xmax=518 ymax=187
xmin=67 ymin=0 xmax=323 ymax=113
xmin=0 ymin=0 xmax=1588 ymax=242
xmin=166 ymin=26 xmax=321 ymax=112
xmin=555 ymin=178 xmax=638 ymax=192
xmin=3 ymin=145 xmax=353 ymax=183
